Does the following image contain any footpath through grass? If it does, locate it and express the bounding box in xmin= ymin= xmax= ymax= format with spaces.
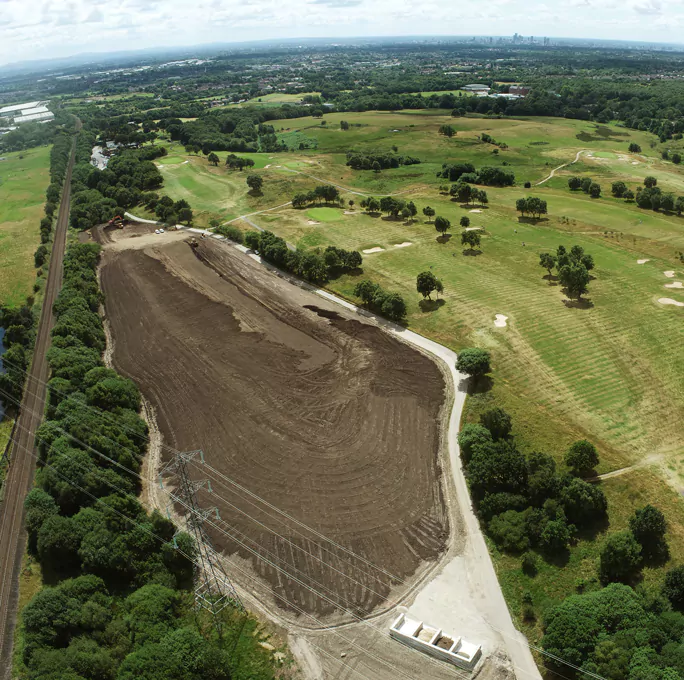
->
xmin=0 ymin=146 xmax=51 ymax=307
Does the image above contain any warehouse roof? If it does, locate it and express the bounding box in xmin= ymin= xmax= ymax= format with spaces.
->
xmin=13 ymin=111 xmax=55 ymax=124
xmin=0 ymin=101 xmax=43 ymax=115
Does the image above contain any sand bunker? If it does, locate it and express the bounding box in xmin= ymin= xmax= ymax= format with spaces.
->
xmin=665 ymin=282 xmax=684 ymax=289
xmin=344 ymin=210 xmax=355 ymax=215
xmin=469 ymin=209 xmax=483 ymax=213
xmin=264 ymin=164 xmax=272 ymax=169
xmin=465 ymin=227 xmax=483 ymax=232
xmin=664 ymin=271 xmax=676 ymax=278
xmin=363 ymin=247 xmax=385 ymax=254
xmin=394 ymin=242 xmax=412 ymax=248
xmin=658 ymin=298 xmax=684 ymax=307
xmin=632 ymin=161 xmax=639 ymax=165
xmin=494 ymin=314 xmax=508 ymax=327
xmin=307 ymin=220 xmax=320 ymax=226
xmin=637 ymin=259 xmax=650 ymax=264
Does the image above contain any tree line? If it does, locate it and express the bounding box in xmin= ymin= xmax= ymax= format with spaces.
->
xmin=15 ymin=240 xmax=279 ymax=680
xmin=0 ymin=125 xmax=77 ymax=413
xmin=244 ymin=230 xmax=361 ymax=285
xmin=292 ymin=184 xmax=341 ymax=208
xmin=345 ymin=150 xmax=421 ymax=171
xmin=437 ymin=163 xmax=515 ymax=187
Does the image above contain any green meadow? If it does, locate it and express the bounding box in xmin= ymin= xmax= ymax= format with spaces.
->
xmin=148 ymin=113 xmax=684 ymax=637
xmin=0 ymin=146 xmax=51 ymax=308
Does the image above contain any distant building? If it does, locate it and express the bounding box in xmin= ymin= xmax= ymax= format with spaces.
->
xmin=0 ymin=101 xmax=53 ymax=125
xmin=509 ymin=85 xmax=530 ymax=96
xmin=461 ymin=84 xmax=491 ymax=93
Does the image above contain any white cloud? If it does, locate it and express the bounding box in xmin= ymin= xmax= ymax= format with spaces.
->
xmin=0 ymin=0 xmax=684 ymax=66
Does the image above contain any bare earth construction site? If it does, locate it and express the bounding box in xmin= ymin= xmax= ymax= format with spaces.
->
xmin=99 ymin=225 xmax=450 ymax=625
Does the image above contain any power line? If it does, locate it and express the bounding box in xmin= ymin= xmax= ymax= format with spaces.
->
xmin=5 ymin=435 xmax=446 ymax=680
xmin=0 ymin=375 xmax=608 ymax=680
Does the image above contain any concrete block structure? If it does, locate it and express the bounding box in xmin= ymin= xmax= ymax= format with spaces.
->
xmin=389 ymin=613 xmax=482 ymax=671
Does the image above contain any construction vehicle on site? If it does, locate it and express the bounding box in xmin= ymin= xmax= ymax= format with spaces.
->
xmin=107 ymin=216 xmax=126 ymax=229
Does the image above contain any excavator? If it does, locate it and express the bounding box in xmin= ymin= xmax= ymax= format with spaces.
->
xmin=107 ymin=215 xmax=126 ymax=229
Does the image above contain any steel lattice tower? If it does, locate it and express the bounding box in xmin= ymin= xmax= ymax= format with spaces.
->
xmin=160 ymin=450 xmax=244 ymax=631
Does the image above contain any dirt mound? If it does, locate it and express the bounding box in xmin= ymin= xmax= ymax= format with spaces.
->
xmin=101 ymin=239 xmax=449 ymax=619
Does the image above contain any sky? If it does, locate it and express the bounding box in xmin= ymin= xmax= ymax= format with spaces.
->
xmin=0 ymin=0 xmax=682 ymax=66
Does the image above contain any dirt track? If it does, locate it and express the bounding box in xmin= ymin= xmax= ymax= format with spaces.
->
xmin=0 ymin=134 xmax=77 ymax=677
xmin=100 ymin=234 xmax=449 ymax=619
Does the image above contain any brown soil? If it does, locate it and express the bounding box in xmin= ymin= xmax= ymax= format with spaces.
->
xmin=100 ymin=236 xmax=448 ymax=619
xmin=435 ymin=635 xmax=454 ymax=650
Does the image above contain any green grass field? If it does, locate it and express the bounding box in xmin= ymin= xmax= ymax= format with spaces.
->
xmin=0 ymin=146 xmax=51 ymax=308
xmin=151 ymin=114 xmax=684 ymax=639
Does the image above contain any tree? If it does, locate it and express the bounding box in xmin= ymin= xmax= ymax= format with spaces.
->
xmin=423 ymin=206 xmax=435 ymax=222
xmin=406 ymin=201 xmax=417 ymax=220
xmin=246 ymin=174 xmax=263 ymax=193
xmin=434 ymin=216 xmax=450 ymax=236
xmin=461 ymin=230 xmax=481 ymax=250
xmin=664 ymin=566 xmax=684 ymax=610
xmin=559 ymin=262 xmax=590 ymax=300
xmin=456 ymin=348 xmax=491 ymax=378
xmin=589 ymin=182 xmax=601 ymax=198
xmin=416 ymin=271 xmax=440 ymax=299
xmin=480 ymin=407 xmax=512 ymax=440
xmin=489 ymin=510 xmax=530 ymax=553
xmin=340 ymin=120 xmax=349 ymax=131
xmin=580 ymin=177 xmax=592 ymax=194
xmin=644 ymin=176 xmax=658 ymax=188
xmin=207 ymin=152 xmax=219 ymax=166
xmin=178 ymin=207 xmax=193 ymax=224
xmin=401 ymin=206 xmax=411 ymax=221
xmin=354 ymin=279 xmax=381 ymax=307
xmin=565 ymin=439 xmax=599 ymax=475
xmin=661 ymin=193 xmax=676 ymax=212
xmin=629 ymin=143 xmax=642 ymax=153
xmin=599 ymin=530 xmax=641 ymax=584
xmin=629 ymin=505 xmax=667 ymax=558
xmin=516 ymin=197 xmax=528 ymax=216
xmin=611 ymin=181 xmax=627 ymax=197
xmin=568 ymin=176 xmax=582 ymax=191
xmin=451 ymin=182 xmax=472 ymax=204
xmin=623 ymin=189 xmax=635 ymax=201
xmin=460 ymin=216 xmax=470 ymax=228
xmin=366 ymin=197 xmax=380 ymax=213
xmin=467 ymin=439 xmax=528 ymax=499
xmin=560 ymin=478 xmax=607 ymax=527
xmin=673 ymin=153 xmax=682 ymax=165
xmin=439 ymin=124 xmax=456 ymax=138
xmin=372 ymin=160 xmax=381 ymax=173
xmin=539 ymin=252 xmax=557 ymax=277
xmin=541 ymin=519 xmax=571 ymax=553
xmin=457 ymin=424 xmax=492 ymax=465
xmin=380 ymin=293 xmax=407 ymax=321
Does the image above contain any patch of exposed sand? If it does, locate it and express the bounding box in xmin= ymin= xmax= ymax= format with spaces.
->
xmin=664 ymin=271 xmax=676 ymax=278
xmin=181 ymin=160 xmax=189 ymax=165
xmin=363 ymin=247 xmax=385 ymax=254
xmin=494 ymin=314 xmax=508 ymax=327
xmin=394 ymin=242 xmax=412 ymax=248
xmin=632 ymin=161 xmax=639 ymax=165
xmin=469 ymin=209 xmax=483 ymax=213
xmin=637 ymin=259 xmax=650 ymax=264
xmin=465 ymin=227 xmax=483 ymax=232
xmin=264 ymin=164 xmax=272 ymax=169
xmin=658 ymin=298 xmax=684 ymax=307
xmin=344 ymin=210 xmax=355 ymax=215
xmin=665 ymin=282 xmax=684 ymax=289
xmin=307 ymin=220 xmax=320 ymax=226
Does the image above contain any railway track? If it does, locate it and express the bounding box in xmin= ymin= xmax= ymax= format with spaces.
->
xmin=0 ymin=132 xmax=77 ymax=678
